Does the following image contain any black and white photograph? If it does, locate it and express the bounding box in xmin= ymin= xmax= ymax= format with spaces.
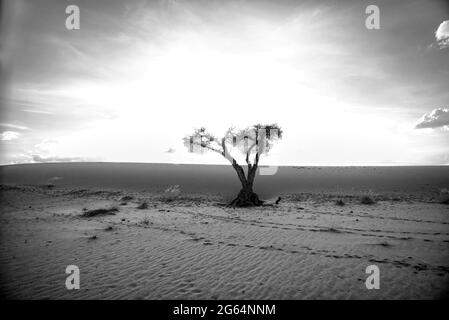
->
xmin=1 ymin=0 xmax=449 ymax=305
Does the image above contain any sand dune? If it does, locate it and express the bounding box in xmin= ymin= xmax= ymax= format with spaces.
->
xmin=1 ymin=163 xmax=448 ymax=197
xmin=0 ymin=164 xmax=448 ymax=299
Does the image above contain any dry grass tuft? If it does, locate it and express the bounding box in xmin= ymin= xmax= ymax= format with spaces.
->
xmin=81 ymin=207 xmax=119 ymax=217
xmin=137 ymin=202 xmax=149 ymax=209
xmin=438 ymin=189 xmax=449 ymax=204
xmin=360 ymin=195 xmax=376 ymax=205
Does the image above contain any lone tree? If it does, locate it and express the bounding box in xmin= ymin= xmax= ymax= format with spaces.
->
xmin=183 ymin=124 xmax=282 ymax=207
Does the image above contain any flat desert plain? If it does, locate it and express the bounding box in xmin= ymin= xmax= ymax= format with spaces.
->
xmin=0 ymin=163 xmax=448 ymax=299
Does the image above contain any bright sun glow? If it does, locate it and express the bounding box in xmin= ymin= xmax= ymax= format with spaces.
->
xmin=40 ymin=45 xmax=413 ymax=166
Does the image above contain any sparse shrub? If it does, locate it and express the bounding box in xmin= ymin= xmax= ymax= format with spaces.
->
xmin=289 ymin=194 xmax=307 ymax=202
xmin=157 ymin=187 xmax=206 ymax=205
xmin=159 ymin=185 xmax=181 ymax=202
xmin=47 ymin=176 xmax=61 ymax=184
xmin=81 ymin=207 xmax=119 ymax=217
xmin=378 ymin=241 xmax=392 ymax=247
xmin=120 ymin=195 xmax=134 ymax=201
xmin=160 ymin=197 xmax=174 ymax=203
xmin=141 ymin=217 xmax=150 ymax=225
xmin=137 ymin=202 xmax=149 ymax=209
xmin=165 ymin=185 xmax=181 ymax=194
xmin=326 ymin=227 xmax=341 ymax=233
xmin=360 ymin=195 xmax=376 ymax=205
xmin=335 ymin=199 xmax=345 ymax=206
xmin=438 ymin=188 xmax=449 ymax=204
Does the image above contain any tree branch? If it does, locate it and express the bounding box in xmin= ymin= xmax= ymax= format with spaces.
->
xmin=232 ymin=159 xmax=248 ymax=188
xmin=189 ymin=141 xmax=222 ymax=155
xmin=221 ymin=137 xmax=234 ymax=164
xmin=246 ymin=152 xmax=252 ymax=172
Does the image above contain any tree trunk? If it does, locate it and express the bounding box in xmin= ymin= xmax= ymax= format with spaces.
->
xmin=230 ymin=187 xmax=264 ymax=207
xmin=229 ymin=161 xmax=263 ymax=207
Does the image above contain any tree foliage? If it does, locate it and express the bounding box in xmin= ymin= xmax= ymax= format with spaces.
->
xmin=183 ymin=124 xmax=282 ymax=163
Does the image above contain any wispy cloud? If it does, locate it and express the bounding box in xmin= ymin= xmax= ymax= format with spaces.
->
xmin=0 ymin=123 xmax=30 ymax=130
xmin=22 ymin=109 xmax=53 ymax=115
xmin=32 ymin=154 xmax=84 ymax=163
xmin=415 ymin=107 xmax=449 ymax=129
xmin=0 ymin=131 xmax=20 ymax=141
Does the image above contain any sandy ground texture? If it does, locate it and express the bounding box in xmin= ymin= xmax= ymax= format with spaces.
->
xmin=1 ymin=183 xmax=448 ymax=300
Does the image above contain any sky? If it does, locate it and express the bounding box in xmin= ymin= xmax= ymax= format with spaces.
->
xmin=1 ymin=0 xmax=448 ymax=166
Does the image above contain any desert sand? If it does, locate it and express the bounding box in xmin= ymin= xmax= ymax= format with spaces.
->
xmin=0 ymin=163 xmax=448 ymax=299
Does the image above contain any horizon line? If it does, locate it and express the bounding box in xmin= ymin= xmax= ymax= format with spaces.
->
xmin=1 ymin=161 xmax=448 ymax=168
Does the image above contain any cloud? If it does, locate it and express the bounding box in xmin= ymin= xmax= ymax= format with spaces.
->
xmin=415 ymin=108 xmax=449 ymax=129
xmin=1 ymin=131 xmax=20 ymax=140
xmin=32 ymin=154 xmax=84 ymax=163
xmin=25 ymin=139 xmax=87 ymax=163
xmin=34 ymin=139 xmax=59 ymax=153
xmin=435 ymin=20 xmax=449 ymax=49
xmin=0 ymin=123 xmax=30 ymax=130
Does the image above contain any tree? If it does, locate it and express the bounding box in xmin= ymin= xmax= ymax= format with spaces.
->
xmin=183 ymin=124 xmax=282 ymax=207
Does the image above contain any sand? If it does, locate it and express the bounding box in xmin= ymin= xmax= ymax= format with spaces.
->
xmin=0 ymin=163 xmax=448 ymax=299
